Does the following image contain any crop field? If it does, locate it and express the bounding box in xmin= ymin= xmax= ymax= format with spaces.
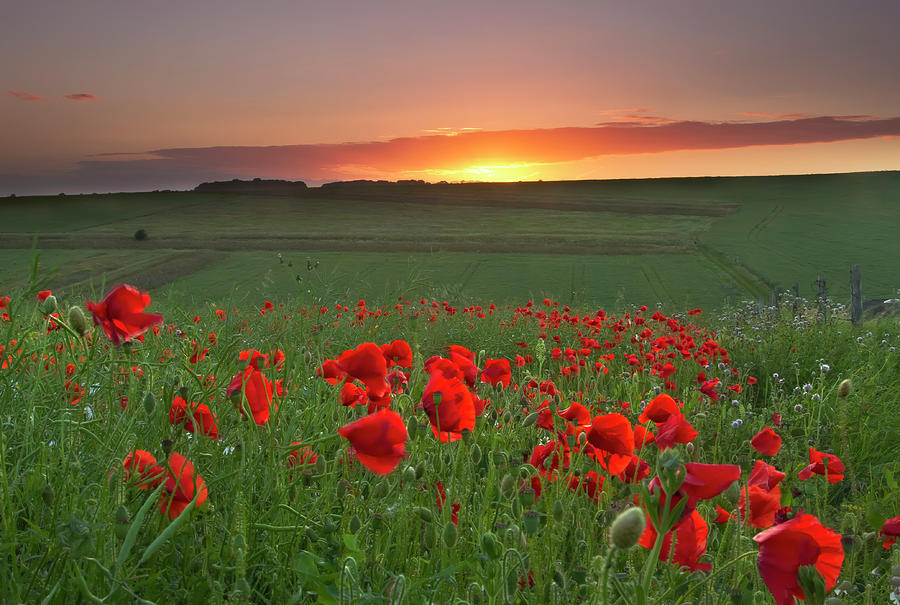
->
xmin=1 ymin=171 xmax=898 ymax=311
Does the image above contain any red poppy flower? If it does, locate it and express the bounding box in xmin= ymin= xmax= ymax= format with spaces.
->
xmin=639 ymin=509 xmax=711 ymax=572
xmin=680 ymin=463 xmax=742 ymax=504
xmin=639 ymin=393 xmax=680 ymax=423
xmin=37 ymin=290 xmax=52 ymax=302
xmin=317 ymin=358 xmax=347 ymax=385
xmin=227 ymin=365 xmax=276 ymax=425
xmin=287 ymin=441 xmax=318 ymax=469
xmin=159 ymin=452 xmax=207 ymax=519
xmin=337 ymin=408 xmax=407 ymax=474
xmin=419 ymin=373 xmax=476 ymax=441
xmin=739 ymin=460 xmax=785 ymax=528
xmin=169 ymin=396 xmax=219 ymax=440
xmin=633 ymin=425 xmax=656 ymax=449
xmin=616 ymin=455 xmax=650 ymax=483
xmin=122 ymin=450 xmax=164 ymax=489
xmin=86 ymin=284 xmax=163 ymax=346
xmin=653 ymin=411 xmax=698 ymax=450
xmin=567 ymin=471 xmax=604 ymax=503
xmin=585 ymin=413 xmax=634 ymax=475
xmin=436 ymin=481 xmax=460 ymax=525
xmin=880 ymin=515 xmax=900 ymax=548
xmin=481 ymin=358 xmax=511 ymax=387
xmin=381 ymin=340 xmax=413 ymax=368
xmin=754 ymin=512 xmax=844 ymax=605
xmin=558 ymin=401 xmax=591 ymax=426
xmin=714 ymin=506 xmax=732 ymax=524
xmin=798 ymin=447 xmax=845 ymax=483
xmin=751 ymin=426 xmax=782 ymax=456
xmin=337 ymin=343 xmax=390 ymax=402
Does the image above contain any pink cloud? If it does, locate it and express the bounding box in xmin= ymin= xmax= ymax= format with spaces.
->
xmin=3 ymin=115 xmax=898 ymax=194
xmin=64 ymin=93 xmax=98 ymax=101
xmin=8 ymin=90 xmax=42 ymax=102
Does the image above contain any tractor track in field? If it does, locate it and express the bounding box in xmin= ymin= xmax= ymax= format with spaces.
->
xmin=693 ymin=241 xmax=771 ymax=299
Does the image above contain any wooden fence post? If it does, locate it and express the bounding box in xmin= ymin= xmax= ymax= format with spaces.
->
xmin=817 ymin=275 xmax=827 ymax=322
xmin=850 ymin=264 xmax=862 ymax=325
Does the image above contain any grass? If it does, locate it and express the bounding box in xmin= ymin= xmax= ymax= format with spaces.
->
xmin=2 ymin=171 xmax=898 ymax=312
xmin=0 ymin=275 xmax=898 ymax=603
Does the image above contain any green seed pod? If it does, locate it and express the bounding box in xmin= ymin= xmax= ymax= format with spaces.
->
xmin=232 ymin=533 xmax=247 ymax=553
xmin=522 ymin=510 xmax=541 ymax=535
xmin=68 ymin=306 xmax=89 ymax=336
xmin=470 ymin=444 xmax=483 ymax=465
xmin=552 ymin=500 xmax=564 ymax=523
xmin=371 ymin=480 xmax=388 ymax=499
xmin=41 ymin=295 xmax=58 ymax=315
xmin=349 ymin=515 xmax=361 ymax=534
xmin=838 ymin=379 xmax=852 ymax=398
xmin=114 ymin=505 xmax=130 ymax=540
xmin=518 ymin=488 xmax=535 ymax=507
xmin=336 ymin=479 xmax=346 ymax=499
xmin=481 ymin=531 xmax=503 ymax=560
xmin=403 ymin=465 xmax=416 ymax=484
xmin=423 ymin=524 xmax=437 ymax=549
xmin=143 ymin=391 xmax=156 ymax=415
xmin=522 ymin=412 xmax=540 ymax=427
xmin=609 ymin=507 xmax=646 ymax=550
xmin=500 ymin=474 xmax=515 ymax=498
xmin=491 ymin=451 xmax=508 ymax=467
xmin=414 ymin=507 xmax=435 ymax=523
xmin=406 ymin=415 xmax=418 ymax=440
xmin=305 ymin=526 xmax=319 ymax=542
xmin=460 ymin=428 xmax=472 ymax=444
xmin=41 ymin=484 xmax=55 ymax=508
xmin=443 ymin=521 xmax=458 ymax=547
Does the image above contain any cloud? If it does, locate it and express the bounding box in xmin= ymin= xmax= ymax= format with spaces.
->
xmin=8 ymin=90 xmax=42 ymax=102
xmin=3 ymin=115 xmax=899 ymax=194
xmin=64 ymin=93 xmax=98 ymax=101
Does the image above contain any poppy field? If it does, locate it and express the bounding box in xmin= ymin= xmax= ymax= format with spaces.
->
xmin=2 ymin=171 xmax=899 ymax=311
xmin=1 ymin=280 xmax=899 ymax=604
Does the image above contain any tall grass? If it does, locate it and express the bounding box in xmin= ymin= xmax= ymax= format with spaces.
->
xmin=0 ymin=277 xmax=898 ymax=604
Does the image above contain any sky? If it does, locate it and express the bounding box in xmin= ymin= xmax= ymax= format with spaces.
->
xmin=2 ymin=0 xmax=899 ymax=195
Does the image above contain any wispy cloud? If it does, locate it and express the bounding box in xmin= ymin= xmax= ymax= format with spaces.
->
xmin=8 ymin=90 xmax=42 ymax=102
xmin=3 ymin=115 xmax=898 ymax=194
xmin=64 ymin=93 xmax=98 ymax=101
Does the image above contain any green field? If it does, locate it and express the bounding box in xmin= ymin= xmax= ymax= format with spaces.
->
xmin=2 ymin=171 xmax=898 ymax=311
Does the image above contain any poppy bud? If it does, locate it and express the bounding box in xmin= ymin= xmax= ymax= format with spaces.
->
xmin=114 ymin=505 xmax=130 ymax=539
xmin=522 ymin=412 xmax=540 ymax=427
xmin=500 ymin=474 xmax=515 ymax=498
xmin=423 ymin=524 xmax=437 ymax=549
xmin=523 ymin=510 xmax=541 ymax=535
xmin=336 ymin=479 xmax=346 ymax=499
xmin=414 ymin=462 xmax=425 ymax=480
xmin=609 ymin=507 xmax=646 ymax=550
xmin=305 ymin=526 xmax=319 ymax=541
xmin=460 ymin=428 xmax=472 ymax=444
xmin=443 ymin=521 xmax=458 ymax=547
xmin=41 ymin=484 xmax=55 ymax=508
xmin=371 ymin=481 xmax=388 ymax=498
xmin=414 ymin=507 xmax=435 ymax=523
xmin=838 ymin=379 xmax=852 ymax=398
xmin=232 ymin=533 xmax=247 ymax=553
xmin=179 ymin=386 xmax=189 ymax=399
xmin=406 ymin=415 xmax=418 ymax=440
xmin=349 ymin=515 xmax=361 ymax=534
xmin=481 ymin=531 xmax=503 ymax=560
xmin=470 ymin=444 xmax=483 ymax=465
xmin=41 ymin=295 xmax=58 ymax=315
xmin=402 ymin=465 xmax=416 ymax=484
xmin=68 ymin=305 xmax=89 ymax=336
xmin=161 ymin=439 xmax=173 ymax=456
xmin=491 ymin=452 xmax=508 ymax=467
xmin=552 ymin=500 xmax=564 ymax=523
xmin=553 ymin=569 xmax=565 ymax=589
xmin=143 ymin=391 xmax=155 ymax=415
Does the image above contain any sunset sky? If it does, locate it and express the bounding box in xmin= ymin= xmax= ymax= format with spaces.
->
xmin=3 ymin=0 xmax=899 ymax=195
